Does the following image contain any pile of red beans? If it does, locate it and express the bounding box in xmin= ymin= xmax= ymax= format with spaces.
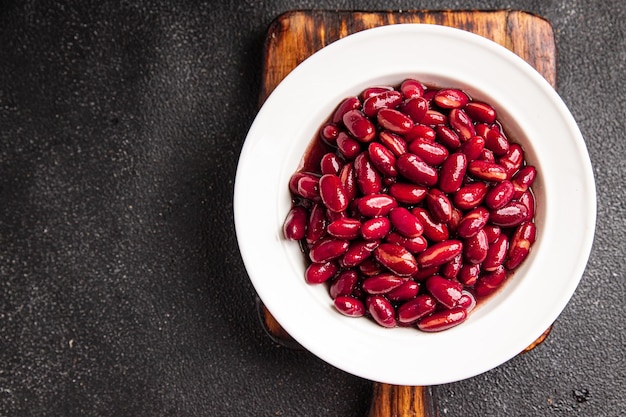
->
xmin=283 ymin=79 xmax=537 ymax=332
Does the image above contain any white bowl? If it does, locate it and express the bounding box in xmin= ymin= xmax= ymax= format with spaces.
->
xmin=234 ymin=24 xmax=596 ymax=385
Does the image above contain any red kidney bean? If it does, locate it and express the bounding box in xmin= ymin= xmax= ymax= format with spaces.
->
xmin=283 ymin=206 xmax=308 ymax=240
xmin=400 ymin=79 xmax=425 ymax=99
xmin=336 ymin=131 xmax=361 ymax=160
xmin=483 ymin=224 xmax=502 ymax=244
xmin=332 ymin=96 xmax=360 ymax=124
xmin=479 ymin=148 xmax=496 ymax=163
xmin=359 ymin=258 xmax=384 ymax=277
xmin=291 ymin=172 xmax=320 ymax=201
xmin=366 ymin=295 xmax=397 ymax=328
xmin=453 ymin=182 xmax=489 ymax=210
xmin=320 ymin=123 xmax=340 ymax=143
xmin=511 ymin=166 xmax=537 ymax=198
xmin=343 ymin=109 xmax=376 ymax=142
xmin=334 ymin=296 xmax=366 ymax=317
xmin=425 ymin=275 xmax=463 ymax=308
xmin=435 ymin=125 xmax=462 ymax=150
xmin=417 ymin=240 xmax=463 ymax=269
xmin=456 ymin=206 xmax=490 ymax=238
xmin=362 ymin=273 xmax=405 ymax=295
xmin=449 ymin=108 xmax=476 ymax=141
xmin=464 ymin=101 xmax=497 ymax=124
xmin=361 ymin=217 xmax=391 ymax=240
xmin=457 ymin=290 xmax=477 ymax=312
xmin=327 ymin=218 xmax=361 ymax=239
xmin=413 ymin=265 xmax=440 ymax=281
xmin=505 ymin=221 xmax=536 ymax=269
xmin=319 ymin=174 xmax=349 ymax=213
xmin=389 ymin=207 xmax=424 ymax=238
xmin=363 ymin=90 xmax=403 ymax=117
xmin=405 ymin=124 xmax=437 ymax=142
xmin=464 ymin=228 xmax=489 ymax=264
xmin=354 ymin=152 xmax=383 ymax=195
xmin=368 ymin=142 xmax=397 ymax=177
xmin=484 ymin=125 xmax=510 ymax=156
xmin=396 ymin=153 xmax=438 ymax=187
xmin=422 ymin=109 xmax=447 ymax=126
xmin=309 ymin=238 xmax=350 ymax=263
xmin=305 ymin=261 xmax=339 ymax=284
xmin=320 ymin=152 xmax=343 ymax=175
xmin=378 ymin=130 xmax=408 ymax=156
xmin=489 ymin=202 xmax=529 ymax=227
xmin=434 ymin=88 xmax=469 ymax=109
xmin=458 ymin=263 xmax=481 ymax=286
xmin=357 ymin=194 xmax=398 ymax=217
xmin=399 ymin=96 xmax=429 ymax=123
xmin=329 ymin=270 xmax=359 ymax=298
xmin=374 ymin=243 xmax=419 ymax=276
xmin=377 ymin=108 xmax=413 ymax=134
xmin=498 ymin=143 xmax=524 ymax=179
xmin=361 ymin=86 xmax=393 ymax=100
xmin=441 ymin=253 xmax=463 ymax=279
xmin=388 ymin=183 xmax=427 ymax=204
xmin=485 ymin=180 xmax=515 ymax=210
xmin=438 ymin=152 xmax=468 ymax=193
xmin=518 ymin=190 xmax=536 ymax=221
xmin=474 ymin=265 xmax=507 ymax=297
xmin=408 ymin=137 xmax=449 ymax=166
xmin=483 ymin=234 xmax=509 ymax=271
xmin=425 ymin=189 xmax=453 ymax=224
xmin=411 ymin=207 xmax=450 ymax=242
xmin=342 ymin=239 xmax=379 ymax=268
xmin=397 ymin=295 xmax=436 ymax=324
xmin=467 ymin=160 xmax=507 ymax=182
xmin=306 ymin=203 xmax=327 ymax=245
xmin=385 ymin=232 xmax=428 ymax=254
xmin=417 ymin=307 xmax=467 ymax=332
xmin=387 ymin=280 xmax=420 ymax=302
xmin=460 ymin=135 xmax=486 ymax=161
xmin=338 ymin=162 xmax=357 ymax=201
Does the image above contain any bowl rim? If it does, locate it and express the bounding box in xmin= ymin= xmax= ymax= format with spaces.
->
xmin=234 ymin=24 xmax=596 ymax=385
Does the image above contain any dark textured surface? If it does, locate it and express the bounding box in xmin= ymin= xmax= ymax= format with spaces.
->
xmin=0 ymin=1 xmax=623 ymax=416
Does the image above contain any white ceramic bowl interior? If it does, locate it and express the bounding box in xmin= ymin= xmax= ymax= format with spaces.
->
xmin=234 ymin=24 xmax=596 ymax=386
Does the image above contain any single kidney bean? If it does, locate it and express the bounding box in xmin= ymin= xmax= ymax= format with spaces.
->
xmin=439 ymin=152 xmax=468 ymax=193
xmin=411 ymin=207 xmax=450 ymax=242
xmin=320 ymin=152 xmax=343 ymax=176
xmin=283 ymin=206 xmax=308 ymax=241
xmin=453 ymin=182 xmax=489 ymax=210
xmin=378 ymin=130 xmax=408 ymax=156
xmin=368 ymin=142 xmax=397 ymax=177
xmin=389 ymin=207 xmax=424 ymax=238
xmin=343 ymin=109 xmax=376 ymax=142
xmin=425 ymin=189 xmax=453 ymax=224
xmin=467 ymin=160 xmax=507 ymax=182
xmin=320 ymin=122 xmax=340 ymax=143
xmin=464 ymin=101 xmax=497 ymax=124
xmin=342 ymin=239 xmax=379 ymax=268
xmin=362 ymin=273 xmax=405 ymax=295
xmin=464 ymin=228 xmax=489 ymax=264
xmin=484 ymin=125 xmax=510 ymax=156
xmin=338 ymin=162 xmax=357 ymax=201
xmin=366 ymin=295 xmax=397 ymax=328
xmin=319 ymin=174 xmax=349 ymax=213
xmin=332 ymin=96 xmax=360 ymax=124
xmin=292 ymin=172 xmax=321 ymax=201
xmin=417 ymin=307 xmax=467 ymax=332
xmin=361 ymin=217 xmax=392 ymax=240
xmin=435 ymin=125 xmax=462 ymax=150
xmin=361 ymin=86 xmax=393 ymax=100
xmin=460 ymin=135 xmax=486 ymax=161
xmin=363 ymin=90 xmax=403 ymax=117
xmin=357 ymin=194 xmax=398 ymax=217
xmin=408 ymin=137 xmax=449 ymax=166
xmin=387 ymin=280 xmax=420 ymax=302
xmin=426 ymin=275 xmax=463 ymax=308
xmin=456 ymin=206 xmax=490 ymax=238
xmin=396 ymin=153 xmax=438 ymax=187
xmin=422 ymin=109 xmax=447 ymax=126
xmin=505 ymin=221 xmax=536 ymax=269
xmin=388 ymin=183 xmax=427 ymax=204
xmin=441 ymin=252 xmax=463 ymax=279
xmin=483 ymin=224 xmax=502 ymax=243
xmin=309 ymin=238 xmax=350 ymax=263
xmin=400 ymin=78 xmax=425 ymax=99
xmin=405 ymin=124 xmax=436 ymax=142
xmin=489 ymin=202 xmax=529 ymax=227
xmin=458 ymin=263 xmax=481 ymax=286
xmin=518 ymin=190 xmax=536 ymax=221
xmin=334 ymin=296 xmax=366 ymax=317
xmin=359 ymin=258 xmax=384 ymax=277
xmin=377 ymin=108 xmax=413 ymax=134
xmin=483 ymin=234 xmax=509 ymax=271
xmin=498 ymin=143 xmax=524 ymax=179
xmin=397 ymin=294 xmax=437 ymax=324
xmin=457 ymin=290 xmax=477 ymax=312
xmin=417 ymin=240 xmax=463 ymax=269
xmin=385 ymin=232 xmax=428 ymax=254
xmin=329 ymin=270 xmax=359 ymax=298
xmin=434 ymin=88 xmax=469 ymax=109
xmin=354 ymin=152 xmax=383 ymax=195
xmin=485 ymin=180 xmax=515 ymax=210
xmin=327 ymin=218 xmax=361 ymax=239
xmin=511 ymin=165 xmax=537 ymax=198
xmin=449 ymin=108 xmax=476 ymax=141
xmin=399 ymin=96 xmax=428 ymax=123
xmin=479 ymin=148 xmax=496 ymax=163
xmin=305 ymin=261 xmax=339 ymax=284
xmin=306 ymin=203 xmax=327 ymax=245
xmin=374 ymin=243 xmax=419 ymax=276
xmin=336 ymin=131 xmax=362 ymax=160
xmin=474 ymin=265 xmax=507 ymax=297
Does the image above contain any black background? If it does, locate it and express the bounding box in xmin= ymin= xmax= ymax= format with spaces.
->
xmin=1 ymin=1 xmax=624 ymax=416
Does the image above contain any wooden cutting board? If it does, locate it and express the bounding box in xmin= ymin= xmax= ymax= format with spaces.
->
xmin=259 ymin=9 xmax=556 ymax=104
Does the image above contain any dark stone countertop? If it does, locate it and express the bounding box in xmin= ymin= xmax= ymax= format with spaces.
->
xmin=0 ymin=1 xmax=624 ymax=416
